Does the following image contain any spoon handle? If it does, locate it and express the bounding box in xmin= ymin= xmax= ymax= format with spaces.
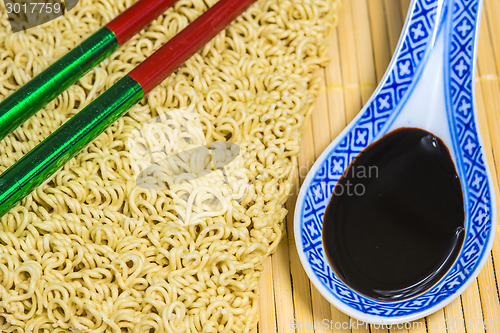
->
xmin=444 ymin=0 xmax=491 ymax=258
xmin=446 ymin=0 xmax=482 ymax=117
xmin=348 ymin=1 xmax=445 ymax=151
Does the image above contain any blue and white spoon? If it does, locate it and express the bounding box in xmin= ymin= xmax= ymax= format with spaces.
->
xmin=295 ymin=0 xmax=496 ymax=324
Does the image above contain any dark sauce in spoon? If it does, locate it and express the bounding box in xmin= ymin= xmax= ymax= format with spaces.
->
xmin=323 ymin=128 xmax=464 ymax=301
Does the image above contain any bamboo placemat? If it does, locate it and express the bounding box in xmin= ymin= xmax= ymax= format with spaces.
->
xmin=254 ymin=0 xmax=500 ymax=332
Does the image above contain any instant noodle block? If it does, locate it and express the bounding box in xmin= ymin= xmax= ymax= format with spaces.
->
xmin=0 ymin=0 xmax=339 ymax=331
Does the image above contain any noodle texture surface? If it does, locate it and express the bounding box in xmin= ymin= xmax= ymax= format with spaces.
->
xmin=0 ymin=0 xmax=339 ymax=331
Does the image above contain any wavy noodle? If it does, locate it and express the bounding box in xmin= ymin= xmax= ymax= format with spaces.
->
xmin=0 ymin=0 xmax=338 ymax=331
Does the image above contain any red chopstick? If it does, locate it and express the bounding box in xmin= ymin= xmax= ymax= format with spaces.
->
xmin=107 ymin=0 xmax=177 ymax=45
xmin=128 ymin=0 xmax=256 ymax=93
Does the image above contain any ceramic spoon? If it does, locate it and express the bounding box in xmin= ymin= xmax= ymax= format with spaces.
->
xmin=295 ymin=0 xmax=496 ymax=324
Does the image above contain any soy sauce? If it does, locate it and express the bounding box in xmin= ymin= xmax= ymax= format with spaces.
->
xmin=323 ymin=128 xmax=464 ymax=301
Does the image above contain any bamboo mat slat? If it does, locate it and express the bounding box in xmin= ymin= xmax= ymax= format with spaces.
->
xmin=336 ymin=0 xmax=362 ymax=123
xmin=368 ymin=0 xmax=393 ymax=81
xmin=271 ymin=235 xmax=295 ymax=333
xmin=324 ymin=29 xmax=347 ymax=138
xmin=351 ymin=0 xmax=377 ymax=104
xmin=256 ymin=0 xmax=500 ymax=332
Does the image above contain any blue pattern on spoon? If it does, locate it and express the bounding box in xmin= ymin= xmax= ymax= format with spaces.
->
xmin=294 ymin=0 xmax=495 ymax=323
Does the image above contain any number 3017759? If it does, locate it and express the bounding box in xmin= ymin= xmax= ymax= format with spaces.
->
xmin=5 ymin=2 xmax=62 ymax=14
